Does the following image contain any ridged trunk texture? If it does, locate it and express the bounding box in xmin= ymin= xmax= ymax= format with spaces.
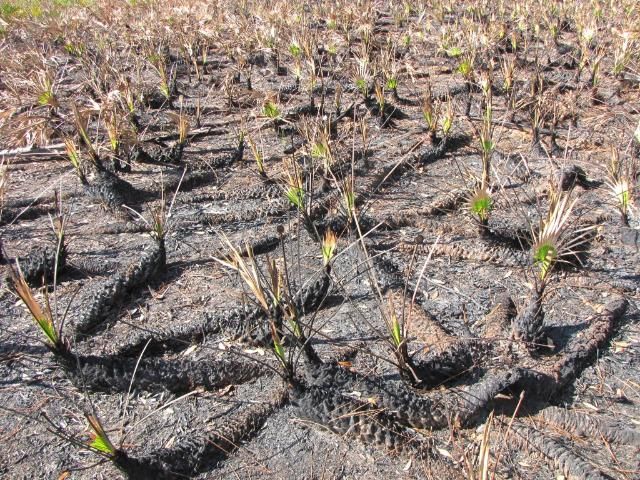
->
xmin=291 ymin=383 xmax=431 ymax=456
xmin=511 ymin=423 xmax=611 ymax=480
xmin=17 ymin=243 xmax=66 ymax=287
xmin=60 ymin=353 xmax=264 ymax=394
xmin=113 ymin=389 xmax=287 ymax=479
xmin=75 ymin=240 xmax=166 ymax=334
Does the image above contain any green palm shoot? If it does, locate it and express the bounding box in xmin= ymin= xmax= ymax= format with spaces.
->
xmin=149 ymin=55 xmax=171 ymax=100
xmin=614 ymin=180 xmax=631 ymax=213
xmin=384 ymin=295 xmax=412 ymax=376
xmin=64 ymin=137 xmax=85 ymax=182
xmin=286 ymin=186 xmax=304 ymax=209
xmin=36 ymin=72 xmax=58 ymax=109
xmin=311 ymin=141 xmax=329 ymax=160
xmin=343 ymin=183 xmax=356 ymax=222
xmin=285 ymin=304 xmax=302 ymax=339
xmin=355 ymin=78 xmax=367 ymax=98
xmin=289 ymin=41 xmax=302 ymax=58
xmin=390 ymin=309 xmax=402 ymax=348
xmin=321 ymin=229 xmax=337 ymax=267
xmin=606 ymin=148 xmax=635 ymax=225
xmin=270 ymin=323 xmax=289 ymax=372
xmin=469 ymin=187 xmax=493 ymax=224
xmin=86 ymin=414 xmax=116 ymax=456
xmin=283 ymin=158 xmax=305 ymax=210
xmin=247 ymin=135 xmax=266 ymax=177
xmin=458 ymin=57 xmax=474 ymax=80
xmin=446 ymin=46 xmax=463 ymax=58
xmin=72 ymin=105 xmax=98 ymax=163
xmin=104 ymin=109 xmax=124 ymax=154
xmin=533 ymin=242 xmax=557 ymax=281
xmin=9 ymin=263 xmax=67 ymax=354
xmin=442 ymin=98 xmax=454 ymax=136
xmin=262 ymin=100 xmax=281 ymax=119
xmin=532 ymin=191 xmax=588 ymax=283
xmin=309 ymin=126 xmax=333 ymax=173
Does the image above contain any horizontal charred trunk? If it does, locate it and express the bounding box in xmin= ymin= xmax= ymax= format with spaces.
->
xmin=75 ymin=241 xmax=166 ymax=334
xmin=291 ymin=383 xmax=431 ymax=457
xmin=15 ymin=243 xmax=66 ymax=287
xmin=511 ymin=422 xmax=611 ymax=480
xmin=115 ymin=305 xmax=263 ymax=356
xmin=538 ymin=406 xmax=640 ymax=446
xmin=61 ymin=353 xmax=265 ymax=394
xmin=114 ymin=389 xmax=287 ymax=479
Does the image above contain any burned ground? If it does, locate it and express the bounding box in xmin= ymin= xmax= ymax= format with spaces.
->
xmin=0 ymin=1 xmax=639 ymax=479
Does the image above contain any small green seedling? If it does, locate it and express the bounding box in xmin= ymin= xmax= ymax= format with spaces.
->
xmin=531 ymin=190 xmax=587 ymax=282
xmin=86 ymin=414 xmax=116 ymax=456
xmin=606 ymin=147 xmax=635 ymax=226
xmin=321 ymin=229 xmax=337 ymax=267
xmin=469 ymin=187 xmax=493 ymax=224
xmin=263 ymin=100 xmax=281 ymax=119
xmin=9 ymin=262 xmax=69 ymax=355
xmin=283 ymin=158 xmax=305 ymax=210
xmin=446 ymin=46 xmax=463 ymax=57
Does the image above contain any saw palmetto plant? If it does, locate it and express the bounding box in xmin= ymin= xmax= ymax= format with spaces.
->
xmin=310 ymin=139 xmax=331 ymax=168
xmin=3 ymin=2 xmax=640 ymax=478
xmin=531 ymin=189 xmax=592 ymax=283
xmin=468 ymin=186 xmax=493 ymax=228
xmin=247 ymin=134 xmax=267 ymax=177
xmin=353 ymin=55 xmax=371 ymax=100
xmin=9 ymin=261 xmax=70 ymax=356
xmin=104 ymin=110 xmax=121 ymax=155
xmin=149 ymin=52 xmax=174 ymax=101
xmin=71 ymin=104 xmax=99 ymax=165
xmin=262 ymin=98 xmax=284 ymax=133
xmin=383 ymin=294 xmax=414 ymax=382
xmin=385 ymin=75 xmax=398 ymax=99
xmin=606 ymin=147 xmax=636 ymax=226
xmin=441 ymin=96 xmax=454 ymax=137
xmin=86 ymin=413 xmax=117 ymax=457
xmin=321 ymin=229 xmax=337 ymax=269
xmin=457 ymin=53 xmax=475 ymax=83
xmin=305 ymin=123 xmax=333 ymax=176
xmin=341 ymin=178 xmax=357 ymax=224
xmin=34 ymin=70 xmax=58 ymax=111
xmin=64 ymin=137 xmax=87 ymax=183
xmin=168 ymin=107 xmax=191 ymax=147
xmin=421 ymin=83 xmax=440 ymax=142
xmin=262 ymin=99 xmax=281 ymax=121
xmin=215 ymin=237 xmax=298 ymax=379
xmin=282 ymin=157 xmax=305 ymax=212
